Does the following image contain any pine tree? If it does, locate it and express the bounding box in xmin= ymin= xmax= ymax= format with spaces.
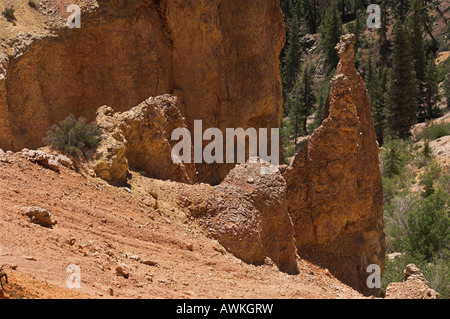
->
xmin=387 ymin=22 xmax=419 ymax=139
xmin=282 ymin=12 xmax=302 ymax=92
xmin=298 ymin=63 xmax=316 ymax=135
xmin=288 ymin=63 xmax=316 ymax=141
xmin=321 ymin=4 xmax=342 ymax=71
xmin=347 ymin=12 xmax=365 ymax=53
xmin=391 ymin=0 xmax=410 ymax=21
xmin=368 ymin=58 xmax=388 ymax=146
xmin=303 ymin=0 xmax=318 ymax=34
xmin=444 ymin=73 xmax=450 ymax=110
xmin=423 ymin=55 xmax=441 ymax=119
xmin=409 ymin=0 xmax=427 ymax=121
xmin=288 ymin=78 xmax=304 ymax=143
xmin=377 ymin=0 xmax=390 ymax=67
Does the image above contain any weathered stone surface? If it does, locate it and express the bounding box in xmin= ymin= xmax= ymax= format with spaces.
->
xmin=385 ymin=264 xmax=438 ymax=299
xmin=93 ymin=95 xmax=197 ymax=185
xmin=283 ymin=34 xmax=385 ymax=296
xmin=0 ymin=0 xmax=285 ymax=184
xmin=181 ymin=158 xmax=299 ymax=275
xmin=25 ymin=206 xmax=57 ymax=228
xmin=25 ymin=150 xmax=60 ymax=172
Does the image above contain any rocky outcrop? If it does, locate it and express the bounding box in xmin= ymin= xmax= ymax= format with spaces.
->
xmin=24 ymin=206 xmax=57 ymax=228
xmin=385 ymin=264 xmax=438 ymax=299
xmin=283 ymin=35 xmax=385 ymax=296
xmin=181 ymin=159 xmax=299 ymax=275
xmin=24 ymin=149 xmax=73 ymax=172
xmin=93 ymin=95 xmax=197 ymax=185
xmin=0 ymin=0 xmax=285 ymax=184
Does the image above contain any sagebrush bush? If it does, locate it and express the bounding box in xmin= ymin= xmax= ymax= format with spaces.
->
xmin=44 ymin=114 xmax=101 ymax=158
xmin=382 ymin=137 xmax=450 ymax=298
xmin=2 ymin=7 xmax=15 ymax=21
xmin=407 ymin=189 xmax=449 ymax=261
xmin=416 ymin=122 xmax=450 ymax=141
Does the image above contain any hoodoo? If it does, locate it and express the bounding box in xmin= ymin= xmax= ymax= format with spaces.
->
xmin=284 ymin=34 xmax=385 ymax=296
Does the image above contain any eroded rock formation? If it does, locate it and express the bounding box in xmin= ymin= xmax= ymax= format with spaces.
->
xmin=93 ymin=95 xmax=197 ymax=185
xmin=385 ymin=264 xmax=438 ymax=299
xmin=0 ymin=0 xmax=285 ymax=184
xmin=283 ymin=35 xmax=385 ymax=296
xmin=181 ymin=159 xmax=299 ymax=275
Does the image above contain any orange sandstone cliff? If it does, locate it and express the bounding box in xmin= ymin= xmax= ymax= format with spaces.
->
xmin=0 ymin=0 xmax=285 ymax=185
xmin=0 ymin=1 xmax=385 ymax=297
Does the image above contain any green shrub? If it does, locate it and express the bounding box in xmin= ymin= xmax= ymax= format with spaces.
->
xmin=44 ymin=114 xmax=101 ymax=158
xmin=382 ymin=252 xmax=450 ymax=299
xmin=419 ymin=161 xmax=442 ymax=197
xmin=2 ymin=7 xmax=15 ymax=21
xmin=407 ymin=189 xmax=449 ymax=261
xmin=422 ymin=140 xmax=432 ymax=159
xmin=384 ymin=192 xmax=415 ymax=252
xmin=28 ymin=1 xmax=37 ymax=9
xmin=416 ymin=122 xmax=450 ymax=141
xmin=381 ymin=139 xmax=411 ymax=178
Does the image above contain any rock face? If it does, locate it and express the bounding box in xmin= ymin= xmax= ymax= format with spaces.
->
xmin=0 ymin=0 xmax=285 ymax=184
xmin=181 ymin=159 xmax=299 ymax=275
xmin=283 ymin=35 xmax=385 ymax=296
xmin=385 ymin=264 xmax=438 ymax=299
xmin=93 ymin=95 xmax=197 ymax=185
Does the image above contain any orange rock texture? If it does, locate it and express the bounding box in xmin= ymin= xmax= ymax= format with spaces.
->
xmin=284 ymin=35 xmax=385 ymax=296
xmin=180 ymin=159 xmax=299 ymax=275
xmin=93 ymin=94 xmax=197 ymax=185
xmin=0 ymin=0 xmax=285 ymax=184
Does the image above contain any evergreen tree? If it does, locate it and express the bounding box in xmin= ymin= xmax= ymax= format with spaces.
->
xmin=444 ymin=73 xmax=450 ymax=110
xmin=288 ymin=78 xmax=304 ymax=143
xmin=282 ymin=13 xmax=302 ymax=92
xmin=423 ymin=55 xmax=441 ymax=119
xmin=409 ymin=0 xmax=427 ymax=121
xmin=391 ymin=0 xmax=410 ymax=21
xmin=347 ymin=12 xmax=365 ymax=53
xmin=321 ymin=4 xmax=342 ymax=71
xmin=280 ymin=0 xmax=292 ymax=19
xmin=298 ymin=63 xmax=316 ymax=135
xmin=387 ymin=22 xmax=419 ymax=139
xmin=368 ymin=58 xmax=388 ymax=146
xmin=303 ymin=0 xmax=318 ymax=34
xmin=288 ymin=63 xmax=316 ymax=141
xmin=313 ymin=79 xmax=331 ymax=130
xmin=377 ymin=0 xmax=390 ymax=67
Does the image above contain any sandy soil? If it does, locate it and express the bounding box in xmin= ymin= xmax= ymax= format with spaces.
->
xmin=0 ymin=150 xmax=364 ymax=299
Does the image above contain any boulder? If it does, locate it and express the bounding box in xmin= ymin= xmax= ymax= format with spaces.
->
xmin=25 ymin=207 xmax=57 ymax=228
xmin=115 ymin=264 xmax=130 ymax=279
xmin=56 ymin=154 xmax=73 ymax=168
xmin=25 ymin=150 xmax=60 ymax=172
xmin=181 ymin=158 xmax=299 ymax=275
xmin=93 ymin=94 xmax=197 ymax=185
